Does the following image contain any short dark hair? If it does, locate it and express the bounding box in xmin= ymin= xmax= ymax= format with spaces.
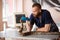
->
xmin=32 ymin=3 xmax=41 ymax=9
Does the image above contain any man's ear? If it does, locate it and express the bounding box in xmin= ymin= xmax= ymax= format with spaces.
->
xmin=39 ymin=9 xmax=41 ymax=12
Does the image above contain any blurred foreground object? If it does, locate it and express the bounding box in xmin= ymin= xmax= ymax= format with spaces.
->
xmin=19 ymin=16 xmax=30 ymax=33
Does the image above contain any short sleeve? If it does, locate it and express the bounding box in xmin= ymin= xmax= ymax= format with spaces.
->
xmin=45 ymin=10 xmax=52 ymax=24
xmin=30 ymin=14 xmax=34 ymax=25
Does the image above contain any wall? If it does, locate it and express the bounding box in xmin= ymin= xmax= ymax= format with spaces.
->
xmin=0 ymin=0 xmax=3 ymax=31
xmin=24 ymin=0 xmax=33 ymax=17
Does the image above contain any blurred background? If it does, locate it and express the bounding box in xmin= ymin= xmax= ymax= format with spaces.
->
xmin=0 ymin=0 xmax=60 ymax=40
xmin=2 ymin=0 xmax=60 ymax=31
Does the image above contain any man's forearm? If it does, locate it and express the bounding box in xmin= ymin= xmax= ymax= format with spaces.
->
xmin=36 ymin=27 xmax=49 ymax=32
xmin=37 ymin=24 xmax=50 ymax=32
xmin=26 ymin=21 xmax=32 ymax=32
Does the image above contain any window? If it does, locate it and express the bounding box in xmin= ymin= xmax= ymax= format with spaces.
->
xmin=2 ymin=0 xmax=23 ymax=27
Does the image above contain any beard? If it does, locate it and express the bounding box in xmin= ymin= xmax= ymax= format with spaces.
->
xmin=34 ymin=12 xmax=41 ymax=18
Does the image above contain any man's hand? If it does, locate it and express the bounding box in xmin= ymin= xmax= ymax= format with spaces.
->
xmin=37 ymin=24 xmax=51 ymax=32
xmin=26 ymin=21 xmax=32 ymax=32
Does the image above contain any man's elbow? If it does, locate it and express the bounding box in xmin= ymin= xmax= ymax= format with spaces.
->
xmin=44 ymin=24 xmax=51 ymax=32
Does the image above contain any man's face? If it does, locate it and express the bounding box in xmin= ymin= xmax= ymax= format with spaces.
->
xmin=32 ymin=6 xmax=41 ymax=17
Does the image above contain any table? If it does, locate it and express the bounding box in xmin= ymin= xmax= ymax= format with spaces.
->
xmin=5 ymin=28 xmax=60 ymax=40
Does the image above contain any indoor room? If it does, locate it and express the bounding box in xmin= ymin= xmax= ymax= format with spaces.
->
xmin=0 ymin=0 xmax=60 ymax=40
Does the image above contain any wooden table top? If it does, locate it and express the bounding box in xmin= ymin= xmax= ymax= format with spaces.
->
xmin=20 ymin=31 xmax=60 ymax=36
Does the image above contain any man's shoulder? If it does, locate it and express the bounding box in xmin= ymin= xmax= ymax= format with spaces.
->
xmin=30 ymin=13 xmax=33 ymax=17
xmin=42 ymin=9 xmax=50 ymax=15
xmin=42 ymin=9 xmax=50 ymax=13
xmin=30 ymin=14 xmax=34 ymax=19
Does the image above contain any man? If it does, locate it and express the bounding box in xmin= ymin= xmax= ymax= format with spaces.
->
xmin=26 ymin=3 xmax=59 ymax=32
